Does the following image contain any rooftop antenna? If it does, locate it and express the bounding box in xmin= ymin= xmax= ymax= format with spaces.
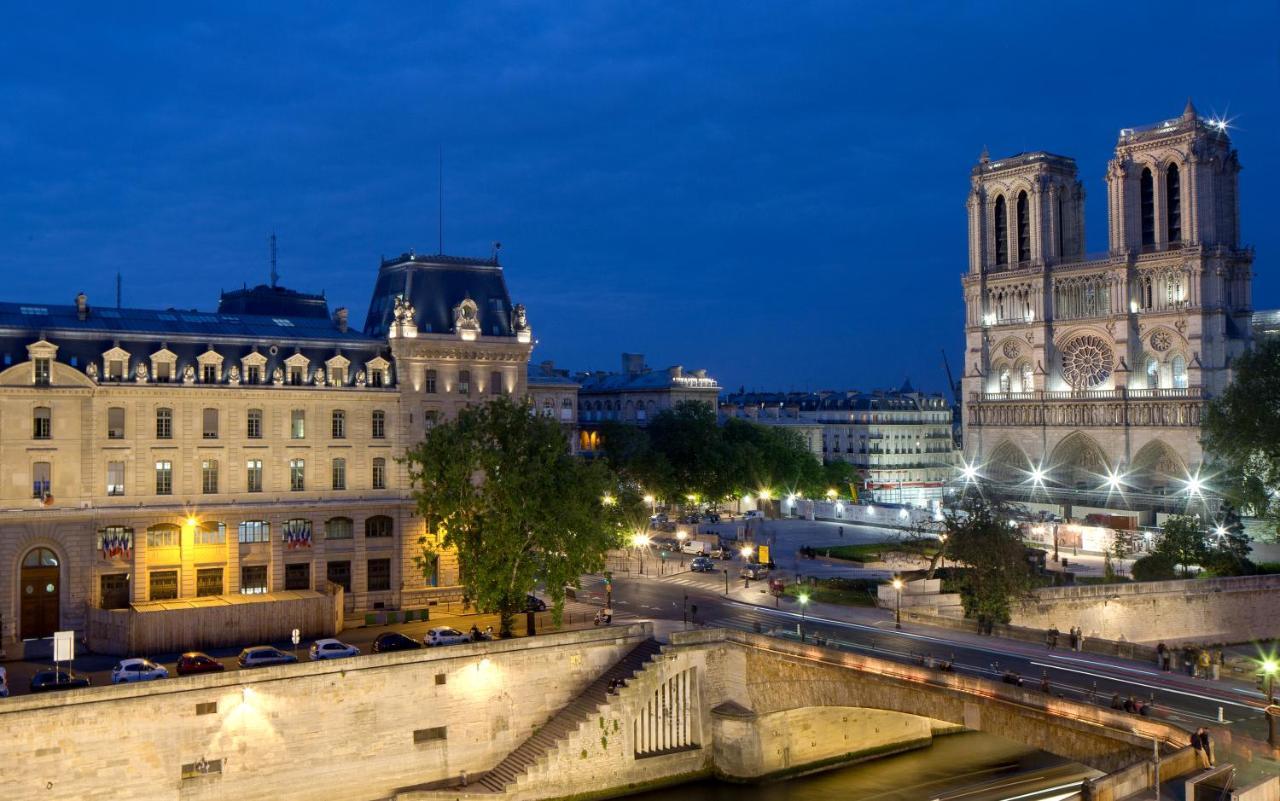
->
xmin=269 ymin=232 xmax=279 ymax=288
xmin=437 ymin=146 xmax=444 ymax=255
xmin=115 ymin=272 xmax=122 ymax=309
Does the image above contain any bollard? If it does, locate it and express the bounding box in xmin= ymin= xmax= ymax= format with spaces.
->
xmin=1218 ymin=706 xmax=1224 ymax=723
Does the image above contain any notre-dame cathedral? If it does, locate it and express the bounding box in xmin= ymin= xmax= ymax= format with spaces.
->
xmin=961 ymin=101 xmax=1254 ymax=522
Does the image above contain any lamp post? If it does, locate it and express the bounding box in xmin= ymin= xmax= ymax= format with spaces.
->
xmin=892 ymin=577 xmax=904 ymax=630
xmin=797 ymin=591 xmax=809 ymax=640
xmin=1263 ymin=659 xmax=1279 ymax=747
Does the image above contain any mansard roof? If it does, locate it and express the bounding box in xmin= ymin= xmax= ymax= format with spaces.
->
xmin=363 ymin=252 xmax=518 ymax=338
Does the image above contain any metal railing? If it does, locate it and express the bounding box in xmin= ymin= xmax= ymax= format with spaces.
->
xmin=973 ymin=387 xmax=1204 ymax=402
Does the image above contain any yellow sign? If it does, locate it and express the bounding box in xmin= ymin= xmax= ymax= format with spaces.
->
xmin=757 ymin=545 xmax=770 ymax=565
xmin=848 ymin=485 xmax=858 ymax=503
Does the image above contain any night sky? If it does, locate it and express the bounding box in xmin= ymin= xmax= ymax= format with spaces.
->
xmin=1 ymin=3 xmax=1276 ymax=395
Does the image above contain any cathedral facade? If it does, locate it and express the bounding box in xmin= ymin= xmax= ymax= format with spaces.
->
xmin=961 ymin=102 xmax=1253 ymax=519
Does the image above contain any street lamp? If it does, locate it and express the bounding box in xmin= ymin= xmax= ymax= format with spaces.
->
xmin=740 ymin=545 xmax=754 ymax=561
xmin=797 ymin=592 xmax=809 ymax=622
xmin=826 ymin=488 xmax=838 ymax=500
xmin=602 ymin=492 xmax=617 ymax=507
xmin=892 ymin=577 xmax=904 ymax=630
xmin=1262 ymin=658 xmax=1279 ymax=747
xmin=643 ymin=494 xmax=656 ymax=515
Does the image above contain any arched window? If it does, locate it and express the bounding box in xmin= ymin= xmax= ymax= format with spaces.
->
xmin=994 ymin=195 xmax=1008 ymax=266
xmin=1140 ymin=168 xmax=1155 ymax=247
xmin=365 ymin=515 xmax=393 ymax=539
xmin=1171 ymin=355 xmax=1187 ymax=389
xmin=1020 ymin=363 xmax=1034 ymax=393
xmin=1145 ymin=357 xmax=1160 ymax=389
xmin=1016 ymin=191 xmax=1030 ymax=263
xmin=325 ymin=517 xmax=353 ymax=540
xmin=22 ymin=547 xmax=58 ymax=567
xmin=146 ymin=524 xmax=180 ymax=548
xmin=1165 ymin=164 xmax=1181 ymax=244
xmin=998 ymin=367 xmax=1011 ymax=393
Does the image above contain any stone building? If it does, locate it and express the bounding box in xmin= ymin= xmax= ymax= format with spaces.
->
xmin=1 ymin=250 xmax=534 ymax=644
xmin=962 ymin=102 xmax=1254 ymax=520
xmin=575 ymin=353 xmax=719 ymax=453
xmin=527 ymin=361 xmax=581 ymax=452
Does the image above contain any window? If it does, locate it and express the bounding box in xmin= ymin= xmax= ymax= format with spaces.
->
xmin=246 ymin=365 xmax=261 ymax=385
xmin=365 ymin=515 xmax=393 ymax=539
xmin=196 ymin=568 xmax=223 ymax=597
xmin=994 ymin=195 xmax=1008 ymax=266
xmin=155 ymin=361 xmax=172 ymax=383
xmin=371 ymin=410 xmax=386 ymax=439
xmin=425 ymin=369 xmax=437 ymax=394
xmin=562 ymin=398 xmax=573 ymax=421
xmin=32 ymin=461 xmax=51 ymax=499
xmin=489 ymin=370 xmax=502 ymax=395
xmin=201 ymin=459 xmax=219 ymax=494
xmin=147 ymin=524 xmax=180 ymax=548
xmin=326 ymin=560 xmax=351 ymax=592
xmin=34 ymin=357 xmax=51 ymax=386
xmin=155 ymin=460 xmax=173 ymax=495
xmin=1146 ymin=357 xmax=1160 ymax=390
xmin=370 ymin=368 xmax=385 ymax=388
xmin=107 ymin=407 xmax=125 ymax=439
xmin=423 ymin=410 xmax=439 ymax=429
xmin=289 ymin=366 xmax=305 ymax=385
xmin=238 ymin=520 xmax=270 ymax=544
xmin=195 ymin=521 xmax=226 ymax=545
xmin=1056 ymin=193 xmax=1065 ymax=258
xmin=1016 ymin=191 xmax=1030 ymax=263
xmin=331 ymin=409 xmax=346 ymax=439
xmin=1166 ymin=164 xmax=1181 ymax=244
xmin=246 ymin=459 xmax=263 ymax=492
xmin=1140 ymin=167 xmax=1155 ymax=247
xmin=33 ymin=406 xmax=51 ymax=439
xmin=99 ymin=573 xmax=130 ymax=610
xmin=247 ymin=408 xmax=263 ymax=439
xmin=457 ymin=370 xmax=470 ymax=395
xmin=1020 ymin=363 xmax=1034 ymax=393
xmin=367 ymin=558 xmax=391 ymax=592
xmin=291 ymin=409 xmax=305 ymax=439
xmin=1172 ymin=355 xmax=1187 ymax=389
xmin=149 ymin=570 xmax=178 ymax=601
xmin=330 ymin=367 xmax=345 ymax=385
xmin=240 ymin=565 xmax=268 ymax=595
xmin=372 ymin=457 xmax=386 ymax=490
xmin=107 ymin=461 xmax=125 ymax=496
xmin=998 ymin=367 xmax=1011 ymax=393
xmin=202 ymin=408 xmax=219 ymax=439
xmin=285 ymin=563 xmax=311 ymax=591
xmin=202 ymin=364 xmax=219 ymax=384
xmin=156 ymin=407 xmax=172 ymax=439
xmin=331 ymin=458 xmax=346 ymax=491
xmin=414 ymin=727 xmax=447 ymax=744
xmin=325 ymin=517 xmax=353 ymax=540
xmin=106 ymin=359 xmax=125 ymax=382
xmin=290 ymin=458 xmax=305 ymax=491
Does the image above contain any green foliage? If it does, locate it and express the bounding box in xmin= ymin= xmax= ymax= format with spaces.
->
xmin=782 ymin=578 xmax=879 ymax=607
xmin=1203 ymin=338 xmax=1280 ymax=540
xmin=405 ymin=398 xmax=624 ymax=636
xmin=1103 ymin=550 xmax=1116 ymax=582
xmin=1131 ymin=553 xmax=1178 ymax=582
xmin=1154 ymin=515 xmax=1208 ymax=577
xmin=943 ymin=497 xmax=1032 ymax=626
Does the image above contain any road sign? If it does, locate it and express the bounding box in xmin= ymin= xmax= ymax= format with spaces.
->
xmin=53 ymin=630 xmax=75 ymax=663
xmin=291 ymin=628 xmax=301 ymax=646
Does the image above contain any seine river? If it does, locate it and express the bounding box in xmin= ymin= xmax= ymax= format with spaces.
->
xmin=622 ymin=732 xmax=1095 ymax=801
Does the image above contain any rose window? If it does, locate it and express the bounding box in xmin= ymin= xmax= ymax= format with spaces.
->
xmin=1001 ymin=340 xmax=1021 ymax=359
xmin=1060 ymin=335 xmax=1113 ymax=389
xmin=1149 ymin=330 xmax=1172 ymax=353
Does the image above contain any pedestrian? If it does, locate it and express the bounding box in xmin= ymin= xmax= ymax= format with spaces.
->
xmin=1110 ymin=693 xmax=1123 ymax=710
xmin=1183 ymin=647 xmax=1196 ymax=677
xmin=1192 ymin=727 xmax=1214 ymax=768
xmin=1211 ymin=648 xmax=1222 ymax=681
xmin=1123 ymin=696 xmax=1137 ymax=713
xmin=1069 ymin=627 xmax=1079 ymax=652
xmin=1156 ymin=642 xmax=1167 ymax=671
xmin=1198 ymin=649 xmax=1211 ymax=680
xmin=1078 ymin=630 xmax=1087 ymax=652
xmin=1050 ymin=626 xmax=1059 ymax=650
xmin=1040 ymin=672 xmax=1051 ymax=694
xmin=838 ymin=526 xmax=844 ymax=539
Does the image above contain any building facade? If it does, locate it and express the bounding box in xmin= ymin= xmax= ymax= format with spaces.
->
xmin=575 ymin=353 xmax=719 ymax=452
xmin=2 ymin=251 xmax=534 ymax=644
xmin=962 ymin=102 xmax=1253 ymax=518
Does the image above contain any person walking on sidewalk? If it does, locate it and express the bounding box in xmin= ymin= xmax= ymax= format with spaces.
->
xmin=1198 ymin=648 xmax=1212 ymax=680
xmin=1191 ymin=727 xmax=1214 ymax=768
xmin=1156 ymin=642 xmax=1168 ymax=671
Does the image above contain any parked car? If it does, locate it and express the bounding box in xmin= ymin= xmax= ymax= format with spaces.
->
xmin=0 ymin=666 xmax=8 ymax=697
xmin=237 ymin=646 xmax=298 ymax=669
xmin=690 ymin=556 xmax=716 ymax=573
xmin=424 ymin=626 xmax=470 ymax=647
xmin=652 ymin=537 xmax=680 ymax=552
xmin=30 ymin=669 xmax=91 ymax=693
xmin=372 ymin=632 xmax=422 ymax=653
xmin=111 ymin=658 xmax=169 ymax=684
xmin=682 ymin=514 xmax=701 ymax=524
xmin=681 ymin=540 xmax=712 ymax=556
xmin=309 ymin=638 xmax=360 ymax=661
xmin=176 ymin=652 xmax=226 ymax=676
xmin=745 ymin=510 xmax=765 ymax=520
xmin=649 ymin=513 xmax=668 ymax=525
xmin=525 ymin=594 xmax=548 ymax=612
xmin=709 ymin=546 xmax=728 ymax=559
xmin=703 ymin=512 xmax=721 ymax=523
xmin=740 ymin=563 xmax=770 ymax=580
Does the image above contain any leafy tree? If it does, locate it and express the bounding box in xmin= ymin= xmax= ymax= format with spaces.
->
xmin=1131 ymin=553 xmax=1178 ymax=582
xmin=1203 ymin=338 xmax=1280 ymax=540
xmin=943 ymin=498 xmax=1032 ymax=627
xmin=1154 ymin=515 xmax=1208 ymax=578
xmin=646 ymin=401 xmax=729 ymax=503
xmin=819 ymin=460 xmax=864 ymax=499
xmin=405 ymin=398 xmax=624 ymax=636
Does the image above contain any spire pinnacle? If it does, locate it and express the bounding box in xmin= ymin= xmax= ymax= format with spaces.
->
xmin=979 ymin=145 xmax=990 ymax=164
xmin=1183 ymin=97 xmax=1197 ymax=120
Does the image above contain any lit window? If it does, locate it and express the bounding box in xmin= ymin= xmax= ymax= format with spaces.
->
xmin=202 ymin=459 xmax=219 ymax=494
xmin=195 ymin=522 xmax=226 ymax=545
xmin=155 ymin=461 xmax=173 ymax=495
xmin=240 ymin=565 xmax=268 ymax=595
xmin=246 ymin=459 xmax=263 ymax=492
xmin=202 ymin=407 xmax=219 ymax=439
xmin=147 ymin=524 xmax=179 ymax=548
xmin=247 ymin=408 xmax=263 ymax=439
xmin=457 ymin=370 xmax=470 ymax=395
xmin=34 ymin=357 xmax=51 ymax=386
xmin=107 ymin=461 xmax=125 ymax=496
xmin=107 ymin=406 xmax=125 ymax=439
xmin=291 ymin=409 xmax=305 ymax=439
xmin=238 ymin=520 xmax=270 ymax=544
xmin=290 ymin=458 xmax=305 ymax=491
xmin=32 ymin=461 xmax=51 ymax=499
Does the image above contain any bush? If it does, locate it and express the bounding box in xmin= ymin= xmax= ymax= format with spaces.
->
xmin=1131 ymin=554 xmax=1178 ymax=582
xmin=1200 ymin=551 xmax=1257 ymax=577
xmin=1254 ymin=561 xmax=1280 ymax=575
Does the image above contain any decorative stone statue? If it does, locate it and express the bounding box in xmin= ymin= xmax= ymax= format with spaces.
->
xmin=272 ymin=366 xmax=284 ymax=386
xmin=134 ymin=362 xmax=149 ymax=383
xmin=85 ymin=362 xmax=98 ymax=381
xmin=393 ymin=293 xmax=416 ymax=324
xmin=355 ymin=369 xmax=367 ymax=387
xmin=312 ymin=370 xmax=324 ymax=386
xmin=228 ymin=364 xmax=241 ymax=384
xmin=182 ymin=364 xmax=196 ymax=385
xmin=453 ymin=298 xmax=480 ymax=334
xmin=513 ymin=303 xmax=529 ymax=332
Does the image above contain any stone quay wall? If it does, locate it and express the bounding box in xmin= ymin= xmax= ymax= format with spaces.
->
xmin=1008 ymin=574 xmax=1280 ymax=645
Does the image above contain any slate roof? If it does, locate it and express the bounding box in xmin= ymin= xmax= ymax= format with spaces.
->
xmin=577 ymin=369 xmax=718 ymax=394
xmin=363 ymin=252 xmax=518 ymax=338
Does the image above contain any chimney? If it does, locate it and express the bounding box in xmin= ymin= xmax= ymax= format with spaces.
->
xmin=75 ymin=292 xmax=89 ymax=321
xmin=333 ymin=307 xmax=349 ymax=333
xmin=668 ymin=365 xmax=683 ymax=379
xmin=622 ymin=353 xmax=646 ymax=375
xmin=540 ymin=360 xmax=555 ymax=376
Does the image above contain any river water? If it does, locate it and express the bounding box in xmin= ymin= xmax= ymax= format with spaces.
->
xmin=622 ymin=732 xmax=1096 ymax=801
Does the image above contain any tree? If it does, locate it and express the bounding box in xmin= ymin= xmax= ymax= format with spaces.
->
xmin=1203 ymin=338 xmax=1280 ymax=540
xmin=405 ymin=398 xmax=624 ymax=636
xmin=943 ymin=497 xmax=1032 ymax=627
xmin=1154 ymin=515 xmax=1208 ymax=578
xmin=646 ymin=401 xmax=729 ymax=503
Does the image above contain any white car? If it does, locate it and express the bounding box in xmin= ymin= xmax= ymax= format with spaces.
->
xmin=111 ymin=658 xmax=169 ymax=684
xmin=309 ymin=638 xmax=360 ymax=661
xmin=424 ymin=626 xmax=470 ymax=647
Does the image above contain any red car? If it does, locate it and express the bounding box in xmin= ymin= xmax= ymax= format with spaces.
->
xmin=176 ymin=652 xmax=226 ymax=676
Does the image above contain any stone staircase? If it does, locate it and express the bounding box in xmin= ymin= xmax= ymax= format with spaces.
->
xmin=471 ymin=638 xmax=664 ymax=793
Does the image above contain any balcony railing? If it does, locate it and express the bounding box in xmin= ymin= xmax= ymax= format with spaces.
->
xmin=973 ymin=387 xmax=1203 ymax=403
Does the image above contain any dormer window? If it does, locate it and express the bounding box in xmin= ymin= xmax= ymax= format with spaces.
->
xmin=247 ymin=365 xmax=261 ymax=384
xmin=289 ymin=367 xmax=305 ymax=385
xmin=284 ymin=353 xmax=310 ymax=386
xmin=107 ymin=359 xmax=125 ymax=382
xmin=370 ymin=369 xmax=384 ymax=387
xmin=202 ymin=364 xmax=219 ymax=383
xmin=331 ymin=367 xmax=345 ymax=385
xmin=150 ymin=347 xmax=178 ymax=384
xmin=156 ymin=362 xmax=172 ymax=382
xmin=365 ymin=356 xmax=390 ymax=389
xmin=34 ymin=358 xmax=51 ymax=386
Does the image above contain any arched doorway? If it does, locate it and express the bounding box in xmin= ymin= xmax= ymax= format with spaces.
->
xmin=20 ymin=547 xmax=60 ymax=639
xmin=1048 ymin=432 xmax=1111 ymax=490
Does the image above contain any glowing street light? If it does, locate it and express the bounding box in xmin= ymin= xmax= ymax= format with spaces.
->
xmin=676 ymin=530 xmax=688 ymax=542
xmin=740 ymin=545 xmax=754 ymax=561
xmin=797 ymin=591 xmax=809 ymax=624
xmin=757 ymin=488 xmax=773 ymax=501
xmin=892 ymin=577 xmax=904 ymax=629
xmin=1030 ymin=466 xmax=1046 ymax=484
xmin=960 ymin=461 xmax=978 ymax=482
xmin=1104 ymin=470 xmax=1125 ymax=492
xmin=602 ymin=492 xmax=617 ymax=507
xmin=1185 ymin=475 xmax=1204 ymax=495
xmin=630 ymin=532 xmax=650 ymax=548
xmin=826 ymin=488 xmax=838 ymax=500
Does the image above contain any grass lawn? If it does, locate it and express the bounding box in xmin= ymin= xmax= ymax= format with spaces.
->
xmin=782 ymin=579 xmax=879 ymax=607
xmin=818 ymin=539 xmax=941 ymax=562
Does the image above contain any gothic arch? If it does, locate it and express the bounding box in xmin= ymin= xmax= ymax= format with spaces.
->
xmin=1047 ymin=432 xmax=1110 ymax=489
xmin=1129 ymin=440 xmax=1187 ymax=493
xmin=984 ymin=440 xmax=1031 ymax=484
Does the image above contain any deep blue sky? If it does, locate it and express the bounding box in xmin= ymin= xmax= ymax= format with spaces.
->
xmin=1 ymin=3 xmax=1276 ymax=394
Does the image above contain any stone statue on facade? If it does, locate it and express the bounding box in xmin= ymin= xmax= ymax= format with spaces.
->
xmin=355 ymin=369 xmax=367 ymax=387
xmin=453 ymin=298 xmax=480 ymax=334
xmin=134 ymin=362 xmax=149 ymax=383
xmin=513 ymin=303 xmax=529 ymax=332
xmin=228 ymin=364 xmax=241 ymax=384
xmin=272 ymin=366 xmax=284 ymax=385
xmin=182 ymin=364 xmax=196 ymax=385
xmin=85 ymin=362 xmax=98 ymax=382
